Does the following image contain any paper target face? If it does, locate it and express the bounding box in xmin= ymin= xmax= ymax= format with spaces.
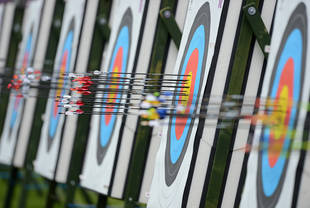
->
xmin=256 ymin=4 xmax=307 ymax=207
xmin=165 ymin=2 xmax=210 ymax=186
xmin=47 ymin=19 xmax=74 ymax=151
xmin=32 ymin=0 xmax=85 ymax=181
xmin=0 ymin=0 xmax=44 ymax=166
xmin=148 ymin=1 xmax=220 ymax=207
xmin=96 ymin=8 xmax=132 ymax=164
xmin=8 ymin=28 xmax=33 ymax=139
xmin=80 ymin=0 xmax=147 ymax=195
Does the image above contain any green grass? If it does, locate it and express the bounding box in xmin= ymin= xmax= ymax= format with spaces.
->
xmin=0 ymin=167 xmax=146 ymax=208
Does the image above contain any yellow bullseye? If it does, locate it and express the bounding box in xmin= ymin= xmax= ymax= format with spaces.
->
xmin=56 ymin=58 xmax=66 ymax=98
xmin=270 ymin=85 xmax=290 ymax=140
xmin=181 ymin=72 xmax=192 ymax=108
xmin=108 ymin=67 xmax=119 ymax=103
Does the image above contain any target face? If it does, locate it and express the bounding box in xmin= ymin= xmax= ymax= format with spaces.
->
xmin=165 ymin=2 xmax=210 ymax=186
xmin=256 ymin=3 xmax=307 ymax=207
xmin=96 ymin=8 xmax=132 ymax=165
xmin=47 ymin=19 xmax=75 ymax=151
xmin=8 ymin=28 xmax=33 ymax=139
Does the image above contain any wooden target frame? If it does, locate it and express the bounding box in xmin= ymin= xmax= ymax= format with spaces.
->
xmin=216 ymin=1 xmax=277 ymax=207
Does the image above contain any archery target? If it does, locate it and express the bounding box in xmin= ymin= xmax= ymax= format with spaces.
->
xmin=240 ymin=1 xmax=310 ymax=207
xmin=80 ymin=0 xmax=146 ymax=195
xmin=148 ymin=0 xmax=224 ymax=207
xmin=34 ymin=0 xmax=85 ymax=180
xmin=10 ymin=30 xmax=33 ymax=134
xmin=165 ymin=4 xmax=209 ymax=186
xmin=138 ymin=0 xmax=189 ymax=203
xmin=97 ymin=9 xmax=132 ymax=164
xmin=48 ymin=20 xmax=74 ymax=151
xmin=0 ymin=0 xmax=43 ymax=165
xmin=54 ymin=0 xmax=106 ymax=183
xmin=14 ymin=0 xmax=58 ymax=168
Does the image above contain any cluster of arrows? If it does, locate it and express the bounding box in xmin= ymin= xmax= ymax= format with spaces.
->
xmin=1 ymin=67 xmax=303 ymax=130
xmin=1 ymin=67 xmax=309 ymax=153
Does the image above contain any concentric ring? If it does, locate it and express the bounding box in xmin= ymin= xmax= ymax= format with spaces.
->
xmin=96 ymin=8 xmax=132 ymax=165
xmin=9 ymin=26 xmax=33 ymax=139
xmin=47 ymin=19 xmax=75 ymax=151
xmin=256 ymin=3 xmax=307 ymax=207
xmin=165 ymin=2 xmax=210 ymax=186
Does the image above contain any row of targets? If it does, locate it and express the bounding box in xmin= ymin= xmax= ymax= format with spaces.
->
xmin=3 ymin=67 xmax=307 ymax=153
xmin=0 ymin=0 xmax=309 ymax=207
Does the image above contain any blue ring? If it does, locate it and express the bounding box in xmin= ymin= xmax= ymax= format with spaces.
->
xmin=99 ymin=26 xmax=129 ymax=147
xmin=49 ymin=31 xmax=74 ymax=139
xmin=170 ymin=25 xmax=205 ymax=164
xmin=261 ymin=29 xmax=302 ymax=196
xmin=10 ymin=34 xmax=33 ymax=129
